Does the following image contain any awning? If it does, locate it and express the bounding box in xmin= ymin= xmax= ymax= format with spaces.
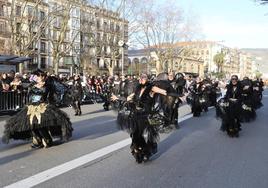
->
xmin=0 ymin=55 xmax=32 ymax=64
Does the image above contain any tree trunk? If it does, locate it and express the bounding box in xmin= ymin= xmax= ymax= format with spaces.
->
xmin=53 ymin=54 xmax=60 ymax=75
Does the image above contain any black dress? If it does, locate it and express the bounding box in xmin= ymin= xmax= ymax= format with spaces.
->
xmin=252 ymin=80 xmax=263 ymax=109
xmin=240 ymin=79 xmax=256 ymax=122
xmin=217 ymin=83 xmax=242 ymax=137
xmin=71 ymin=80 xmax=83 ymax=115
xmin=2 ymin=83 xmax=73 ymax=145
xmin=117 ymin=83 xmax=159 ymax=163
xmin=189 ymin=81 xmax=203 ymax=117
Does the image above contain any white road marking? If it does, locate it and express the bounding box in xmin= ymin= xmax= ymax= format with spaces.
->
xmin=4 ymin=111 xmax=200 ymax=188
xmin=4 ymin=139 xmax=131 ymax=188
xmin=178 ymin=114 xmax=193 ymax=123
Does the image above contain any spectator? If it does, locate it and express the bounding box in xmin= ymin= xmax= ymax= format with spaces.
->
xmin=21 ymin=73 xmax=30 ymax=83
xmin=10 ymin=74 xmax=22 ymax=93
xmin=1 ymin=73 xmax=11 ymax=92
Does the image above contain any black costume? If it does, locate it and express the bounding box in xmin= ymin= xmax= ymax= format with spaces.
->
xmin=71 ymin=78 xmax=83 ymax=115
xmin=209 ymin=81 xmax=220 ymax=106
xmin=252 ymin=80 xmax=263 ymax=109
xmin=2 ymin=78 xmax=73 ymax=147
xmin=167 ymin=73 xmax=186 ymax=128
xmin=116 ymin=74 xmax=182 ymax=163
xmin=188 ymin=81 xmax=204 ymax=117
xmin=117 ymin=82 xmax=159 ymax=163
xmin=216 ymin=80 xmax=242 ymax=137
xmin=240 ymin=78 xmax=256 ymax=122
xmin=102 ymin=78 xmax=114 ymax=111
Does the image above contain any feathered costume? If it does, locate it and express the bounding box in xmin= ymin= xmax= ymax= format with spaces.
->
xmin=252 ymin=80 xmax=263 ymax=109
xmin=117 ymin=74 xmax=182 ymax=163
xmin=240 ymin=78 xmax=256 ymax=122
xmin=117 ymin=82 xmax=158 ymax=163
xmin=216 ymin=80 xmax=242 ymax=137
xmin=71 ymin=78 xmax=83 ymax=115
xmin=2 ymin=76 xmax=73 ymax=147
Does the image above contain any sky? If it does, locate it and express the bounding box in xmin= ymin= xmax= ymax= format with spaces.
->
xmin=170 ymin=0 xmax=268 ymax=49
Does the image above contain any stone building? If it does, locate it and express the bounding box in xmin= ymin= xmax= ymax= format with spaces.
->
xmin=0 ymin=0 xmax=128 ymax=75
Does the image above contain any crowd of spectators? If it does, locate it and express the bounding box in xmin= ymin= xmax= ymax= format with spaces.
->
xmin=0 ymin=70 xmax=31 ymax=93
xmin=0 ymin=70 xmax=137 ymax=96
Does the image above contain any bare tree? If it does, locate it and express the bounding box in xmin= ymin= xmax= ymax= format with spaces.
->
xmin=130 ymin=0 xmax=182 ymax=73
xmin=85 ymin=0 xmax=130 ymax=76
xmin=49 ymin=0 xmax=82 ymax=74
xmin=7 ymin=0 xmax=55 ymax=72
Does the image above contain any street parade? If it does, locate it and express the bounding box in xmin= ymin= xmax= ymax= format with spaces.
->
xmin=1 ymin=0 xmax=268 ymax=187
xmin=0 ymin=70 xmax=264 ymax=162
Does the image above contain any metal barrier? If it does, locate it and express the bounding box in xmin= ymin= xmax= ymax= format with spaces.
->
xmin=0 ymin=89 xmax=104 ymax=114
xmin=0 ymin=91 xmax=29 ymax=113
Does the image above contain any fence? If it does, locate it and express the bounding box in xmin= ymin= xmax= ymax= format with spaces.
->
xmin=0 ymin=89 xmax=104 ymax=114
xmin=0 ymin=91 xmax=29 ymax=113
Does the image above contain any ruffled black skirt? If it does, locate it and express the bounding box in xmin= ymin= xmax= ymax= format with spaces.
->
xmin=117 ymin=102 xmax=161 ymax=143
xmin=2 ymin=104 xmax=73 ymax=144
xmin=240 ymin=103 xmax=256 ymax=123
xmin=216 ymin=99 xmax=242 ymax=137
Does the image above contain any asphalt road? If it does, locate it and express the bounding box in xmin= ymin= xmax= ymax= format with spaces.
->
xmin=0 ymin=91 xmax=267 ymax=188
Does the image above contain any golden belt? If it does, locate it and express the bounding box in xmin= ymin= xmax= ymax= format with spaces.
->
xmin=27 ymin=103 xmax=48 ymax=125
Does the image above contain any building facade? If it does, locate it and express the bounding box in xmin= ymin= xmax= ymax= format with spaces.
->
xmin=174 ymin=41 xmax=254 ymax=78
xmin=0 ymin=0 xmax=11 ymax=55
xmin=128 ymin=49 xmax=204 ymax=77
xmin=1 ymin=0 xmax=128 ymax=75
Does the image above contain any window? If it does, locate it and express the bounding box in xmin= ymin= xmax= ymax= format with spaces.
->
xmin=0 ymin=5 xmax=4 ymax=16
xmin=40 ymin=42 xmax=46 ymax=53
xmin=103 ymin=33 xmax=107 ymax=43
xmin=29 ymin=22 xmax=34 ymax=33
xmin=16 ymin=22 xmax=21 ymax=33
xmin=16 ymin=6 xmax=21 ymax=16
xmin=116 ymin=25 xmax=120 ymax=32
xmin=40 ymin=57 xmax=46 ymax=69
xmin=28 ymin=6 xmax=33 ymax=16
xmin=110 ymin=22 xmax=114 ymax=31
xmin=0 ymin=21 xmax=5 ymax=32
xmin=110 ymin=35 xmax=114 ymax=44
xmin=40 ymin=11 xmax=45 ymax=21
xmin=97 ymin=20 xmax=100 ymax=29
xmin=104 ymin=21 xmax=108 ymax=30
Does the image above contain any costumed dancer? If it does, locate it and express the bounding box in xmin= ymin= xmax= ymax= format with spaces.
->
xmin=252 ymin=79 xmax=263 ymax=109
xmin=188 ymin=77 xmax=204 ymax=117
xmin=112 ymin=73 xmax=185 ymax=163
xmin=200 ymin=78 xmax=212 ymax=111
xmin=166 ymin=72 xmax=186 ymax=128
xmin=240 ymin=77 xmax=256 ymax=122
xmin=2 ymin=69 xmax=73 ymax=148
xmin=71 ymin=74 xmax=83 ymax=116
xmin=210 ymin=80 xmax=220 ymax=106
xmin=216 ymin=75 xmax=242 ymax=138
xmin=102 ymin=76 xmax=114 ymax=111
